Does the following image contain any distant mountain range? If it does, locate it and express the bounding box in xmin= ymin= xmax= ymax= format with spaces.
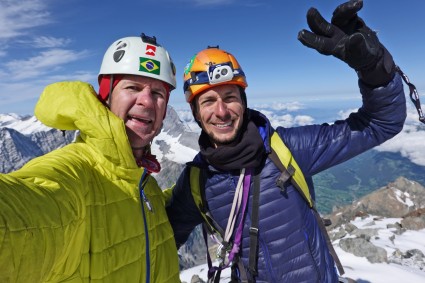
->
xmin=2 ymin=107 xmax=424 ymax=214
xmin=0 ymin=119 xmax=75 ymax=173
xmin=2 ymin=106 xmax=425 ymax=279
xmin=0 ymin=108 xmax=197 ymax=188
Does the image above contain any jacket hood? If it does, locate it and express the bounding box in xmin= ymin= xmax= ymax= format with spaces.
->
xmin=35 ymin=81 xmax=137 ymax=169
xmin=248 ymin=108 xmax=274 ymax=153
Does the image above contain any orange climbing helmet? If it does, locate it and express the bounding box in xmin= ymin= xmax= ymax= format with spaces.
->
xmin=183 ymin=46 xmax=247 ymax=102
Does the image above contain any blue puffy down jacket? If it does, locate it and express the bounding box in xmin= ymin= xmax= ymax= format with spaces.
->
xmin=167 ymin=74 xmax=406 ymax=282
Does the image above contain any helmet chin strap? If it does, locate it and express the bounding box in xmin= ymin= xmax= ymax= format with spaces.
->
xmin=106 ymin=74 xmax=114 ymax=108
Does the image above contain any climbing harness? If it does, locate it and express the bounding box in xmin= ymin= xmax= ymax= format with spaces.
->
xmin=190 ymin=131 xmax=345 ymax=282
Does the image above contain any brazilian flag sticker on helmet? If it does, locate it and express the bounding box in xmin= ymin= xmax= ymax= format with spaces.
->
xmin=139 ymin=57 xmax=160 ymax=75
xmin=184 ymin=55 xmax=196 ymax=75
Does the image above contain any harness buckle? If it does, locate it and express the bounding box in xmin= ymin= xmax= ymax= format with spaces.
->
xmin=276 ymin=165 xmax=295 ymax=191
xmin=249 ymin=227 xmax=259 ymax=236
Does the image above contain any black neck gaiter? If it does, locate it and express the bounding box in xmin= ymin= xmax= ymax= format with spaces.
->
xmin=199 ymin=120 xmax=265 ymax=171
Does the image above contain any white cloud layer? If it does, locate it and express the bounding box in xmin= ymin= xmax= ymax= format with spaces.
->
xmin=253 ymin=108 xmax=315 ymax=128
xmin=4 ymin=49 xmax=90 ymax=80
xmin=30 ymin=36 xmax=72 ymax=48
xmin=0 ymin=0 xmax=50 ymax=40
xmin=0 ymin=0 xmax=96 ymax=114
xmin=174 ymin=101 xmax=425 ymax=168
xmin=364 ymin=104 xmax=425 ymax=166
xmin=0 ymin=70 xmax=97 ymax=109
xmin=253 ymin=101 xmax=304 ymax=112
xmin=377 ymin=123 xmax=425 ymax=166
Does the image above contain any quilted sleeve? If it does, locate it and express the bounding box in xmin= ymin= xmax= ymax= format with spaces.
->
xmin=0 ymin=147 xmax=90 ymax=282
xmin=279 ymin=73 xmax=406 ymax=176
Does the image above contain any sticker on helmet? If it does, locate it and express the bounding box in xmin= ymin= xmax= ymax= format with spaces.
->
xmin=184 ymin=55 xmax=196 ymax=75
xmin=139 ymin=57 xmax=160 ymax=75
xmin=146 ymin=44 xmax=156 ymax=56
xmin=113 ymin=50 xmax=125 ymax=62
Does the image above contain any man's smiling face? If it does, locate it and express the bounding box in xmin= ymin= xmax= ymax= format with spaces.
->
xmin=194 ymin=84 xmax=245 ymax=147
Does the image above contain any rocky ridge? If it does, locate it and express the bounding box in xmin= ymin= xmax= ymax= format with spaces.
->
xmin=326 ymin=177 xmax=425 ymax=271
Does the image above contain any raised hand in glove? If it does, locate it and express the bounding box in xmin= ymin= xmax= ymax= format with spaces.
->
xmin=298 ymin=0 xmax=395 ymax=87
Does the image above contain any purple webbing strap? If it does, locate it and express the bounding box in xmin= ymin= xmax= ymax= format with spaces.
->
xmin=207 ymin=168 xmax=252 ymax=280
xmin=228 ymin=168 xmax=251 ymax=263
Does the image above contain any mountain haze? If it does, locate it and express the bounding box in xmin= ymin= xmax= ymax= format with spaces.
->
xmin=2 ymin=107 xmax=424 ymax=213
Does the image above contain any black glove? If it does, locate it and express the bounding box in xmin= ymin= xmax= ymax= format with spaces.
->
xmin=298 ymin=0 xmax=395 ymax=87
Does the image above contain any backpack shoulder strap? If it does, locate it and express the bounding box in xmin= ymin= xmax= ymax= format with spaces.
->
xmin=189 ymin=166 xmax=202 ymax=211
xmin=270 ymin=131 xmax=314 ymax=208
xmin=189 ymin=166 xmax=224 ymax=236
xmin=270 ymin=131 xmax=345 ymax=275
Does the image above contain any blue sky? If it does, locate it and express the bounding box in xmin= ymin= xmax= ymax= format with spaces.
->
xmin=1 ymin=0 xmax=425 ymax=115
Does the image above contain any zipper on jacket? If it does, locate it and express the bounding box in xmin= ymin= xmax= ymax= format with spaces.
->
xmin=141 ymin=187 xmax=153 ymax=212
xmin=139 ymin=169 xmax=151 ymax=283
xmin=139 ymin=169 xmax=153 ymax=212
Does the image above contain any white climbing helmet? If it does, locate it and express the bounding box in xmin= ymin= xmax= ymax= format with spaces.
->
xmin=99 ymin=33 xmax=176 ymax=90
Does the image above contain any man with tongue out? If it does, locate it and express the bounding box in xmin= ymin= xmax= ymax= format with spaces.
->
xmin=97 ymin=34 xmax=175 ymax=172
xmin=0 ymin=33 xmax=181 ymax=283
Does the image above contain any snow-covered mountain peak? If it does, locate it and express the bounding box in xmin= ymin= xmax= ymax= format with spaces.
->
xmin=0 ymin=113 xmax=51 ymax=135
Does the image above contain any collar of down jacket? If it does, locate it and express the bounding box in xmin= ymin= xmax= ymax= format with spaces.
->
xmin=34 ymin=81 xmax=139 ymax=172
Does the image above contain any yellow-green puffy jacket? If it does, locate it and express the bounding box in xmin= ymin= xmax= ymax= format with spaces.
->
xmin=0 ymin=82 xmax=181 ymax=283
